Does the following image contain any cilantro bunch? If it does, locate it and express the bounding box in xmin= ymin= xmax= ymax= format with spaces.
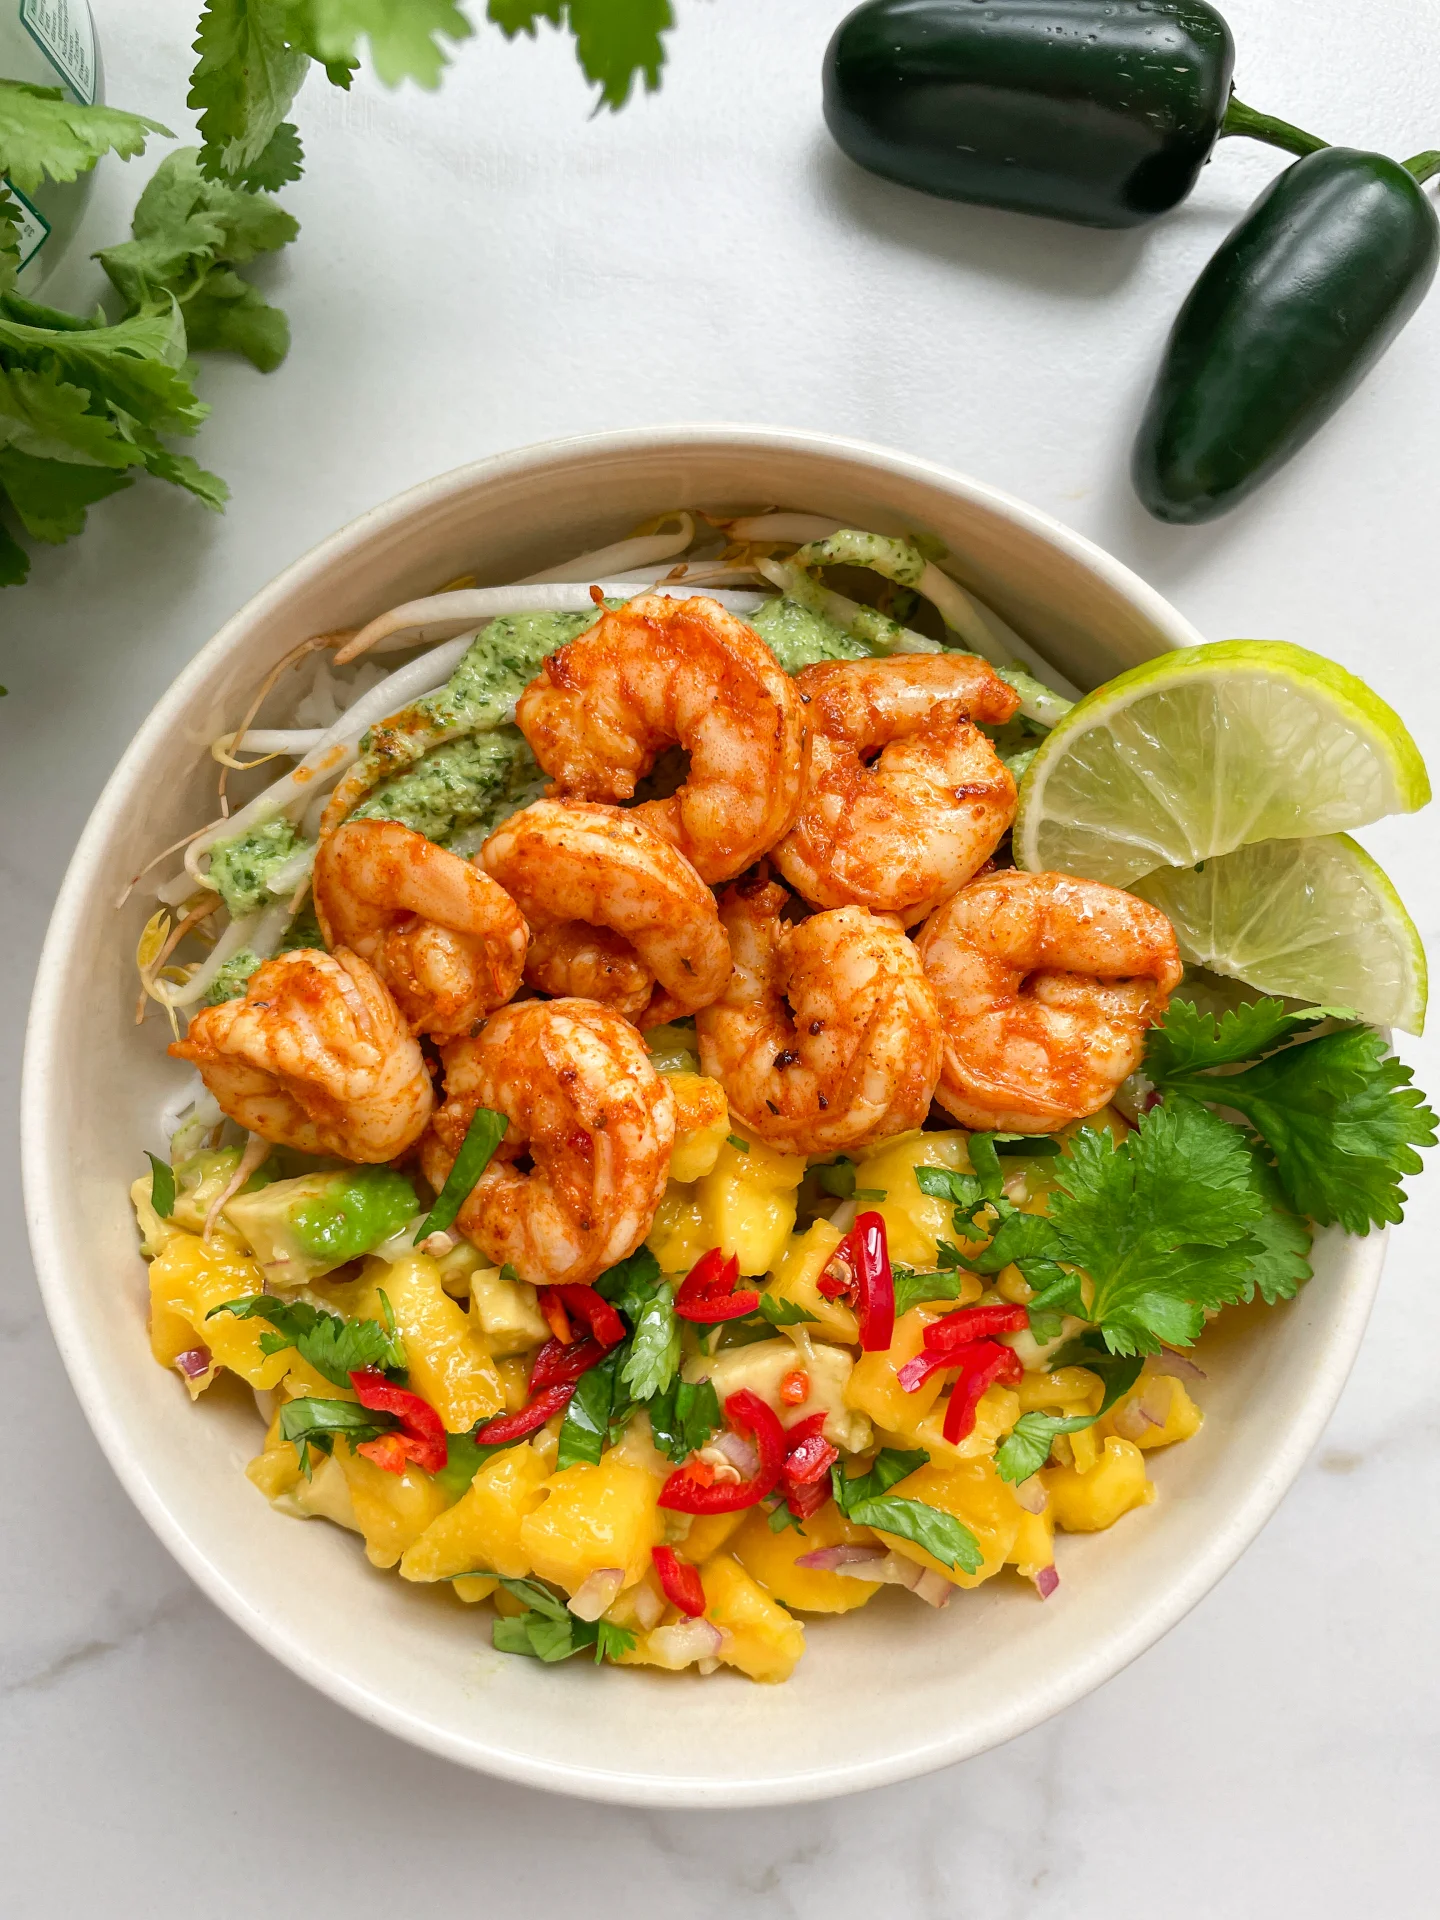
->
xmin=915 ymin=1000 xmax=1434 ymax=1360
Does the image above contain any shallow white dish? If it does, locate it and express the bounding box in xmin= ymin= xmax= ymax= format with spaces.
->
xmin=22 ymin=426 xmax=1382 ymax=1806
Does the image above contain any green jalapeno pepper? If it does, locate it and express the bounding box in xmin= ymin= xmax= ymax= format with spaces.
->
xmin=823 ymin=0 xmax=1321 ymax=229
xmin=1134 ymin=147 xmax=1440 ymax=522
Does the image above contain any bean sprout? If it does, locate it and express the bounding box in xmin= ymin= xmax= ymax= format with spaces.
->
xmin=512 ymin=512 xmax=694 ymax=586
xmin=755 ymin=558 xmax=941 ymax=655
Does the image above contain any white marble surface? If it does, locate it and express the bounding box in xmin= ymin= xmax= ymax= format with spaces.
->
xmin=5 ymin=0 xmax=1439 ymax=1908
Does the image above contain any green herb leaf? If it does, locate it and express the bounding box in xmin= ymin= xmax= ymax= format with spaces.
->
xmin=594 ymin=1245 xmax=661 ymax=1315
xmin=489 ymin=1574 xmax=637 ymax=1663
xmin=755 ymin=1293 xmax=818 ymax=1327
xmin=415 ymin=1105 xmax=506 ymax=1239
xmin=206 ymin=1294 xmax=406 ymax=1388
xmin=0 ymin=80 xmax=169 ymax=197
xmin=646 ymin=1376 xmax=721 ymax=1463
xmin=841 ymin=1492 xmax=983 ymax=1575
xmin=489 ymin=0 xmax=673 ymax=111
xmin=308 ymin=0 xmax=475 ymax=90
xmin=432 ymin=1426 xmax=516 ymax=1501
xmin=146 ymin=1152 xmax=176 ymax=1219
xmin=279 ymin=1394 xmax=393 ymax=1473
xmin=189 ymin=0 xmax=313 ymax=180
xmin=557 ymin=1350 xmax=618 ymax=1469
xmin=891 ymin=1266 xmax=967 ymax=1316
xmin=814 ymin=1157 xmax=855 ymax=1199
xmin=831 ymin=1447 xmax=929 ymax=1511
xmin=956 ymin=1206 xmax=1061 ymax=1275
xmin=1144 ymin=996 xmax=1343 ymax=1081
xmin=767 ymin=1499 xmax=805 ymax=1533
xmin=994 ymin=1338 xmax=1143 ymax=1483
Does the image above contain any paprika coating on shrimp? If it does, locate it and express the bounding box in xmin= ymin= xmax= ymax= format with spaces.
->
xmin=515 ymin=593 xmax=807 ymax=882
xmin=481 ymin=798 xmax=730 ymax=1028
xmin=423 ymin=998 xmax=676 ymax=1289
xmin=170 ymin=947 xmax=434 ymax=1162
xmin=696 ymin=873 xmax=943 ymax=1156
xmin=773 ymin=654 xmax=1021 ymax=924
xmin=313 ymin=818 xmax=527 ymax=1040
xmin=915 ymin=869 xmax=1183 ymax=1133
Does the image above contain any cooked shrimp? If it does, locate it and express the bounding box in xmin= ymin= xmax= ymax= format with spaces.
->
xmin=773 ymin=655 xmax=1020 ymax=924
xmin=696 ymin=873 xmax=942 ymax=1155
xmin=313 ymin=819 xmax=527 ymax=1040
xmin=915 ymin=870 xmax=1183 ymax=1133
xmin=170 ymin=948 xmax=433 ymax=1161
xmin=423 ymin=999 xmax=676 ymax=1288
xmin=515 ymin=593 xmax=806 ymax=882
xmin=480 ymin=799 xmax=730 ymax=1027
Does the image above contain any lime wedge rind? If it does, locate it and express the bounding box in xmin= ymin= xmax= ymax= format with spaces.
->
xmin=1131 ymin=835 xmax=1428 ymax=1036
xmin=1015 ymin=639 xmax=1431 ymax=887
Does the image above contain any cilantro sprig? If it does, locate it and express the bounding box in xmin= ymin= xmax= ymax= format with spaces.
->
xmin=1144 ymin=998 xmax=1437 ymax=1233
xmin=278 ymin=1395 xmax=394 ymax=1474
xmin=207 ymin=1292 xmax=406 ymax=1387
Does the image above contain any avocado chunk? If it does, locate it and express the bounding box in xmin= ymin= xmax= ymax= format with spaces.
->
xmin=224 ymin=1168 xmax=419 ymax=1289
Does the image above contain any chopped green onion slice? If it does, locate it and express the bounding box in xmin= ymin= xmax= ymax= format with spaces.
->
xmin=414 ymin=1107 xmax=507 ymax=1241
xmin=146 ymin=1152 xmax=176 ymax=1219
xmin=727 ymin=1134 xmax=750 ymax=1153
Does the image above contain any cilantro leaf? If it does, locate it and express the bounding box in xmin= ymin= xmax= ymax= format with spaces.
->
xmin=0 ymin=80 xmax=170 ymax=197
xmin=1047 ymin=1100 xmax=1265 ymax=1355
xmin=308 ymin=0 xmax=476 ymax=89
xmin=755 ymin=1294 xmax=818 ymax=1327
xmin=0 ymin=451 xmax=132 ymax=542
xmin=489 ymin=1575 xmax=636 ymax=1663
xmin=432 ymin=1426 xmax=515 ymax=1501
xmin=1156 ymin=1024 xmax=1436 ymax=1234
xmin=1144 ymin=996 xmax=1343 ymax=1081
xmin=891 ymin=1266 xmax=967 ymax=1316
xmin=557 ymin=1350 xmax=618 ymax=1468
xmin=489 ymin=1 xmax=673 ymax=111
xmin=234 ymin=120 xmax=305 ymax=190
xmin=414 ymin=1104 xmax=506 ymax=1239
xmin=279 ymin=1394 xmax=393 ymax=1473
xmin=957 ymin=1205 xmax=1060 ymax=1275
xmin=146 ymin=1152 xmax=176 ymax=1219
xmin=97 ymin=149 xmax=298 ymax=373
xmin=832 ymin=1451 xmax=982 ymax=1574
xmin=646 ymin=1376 xmax=720 ymax=1463
xmin=1236 ymin=1140 xmax=1313 ymax=1304
xmin=617 ymin=1279 xmax=679 ymax=1400
xmin=994 ymin=1338 xmax=1143 ymax=1483
xmin=206 ymin=1293 xmax=406 ymax=1388
xmin=594 ymin=1245 xmax=661 ymax=1316
xmin=190 ymin=0 xmax=314 ymax=180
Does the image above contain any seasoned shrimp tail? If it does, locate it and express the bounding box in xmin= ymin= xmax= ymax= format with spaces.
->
xmin=170 ymin=948 xmax=434 ymax=1161
xmin=773 ymin=655 xmax=1020 ymax=924
xmin=481 ymin=798 xmax=730 ymax=1028
xmin=696 ymin=874 xmax=942 ymax=1155
xmin=424 ymin=999 xmax=676 ymax=1288
xmin=916 ymin=869 xmax=1183 ymax=1133
xmin=313 ymin=819 xmax=527 ymax=1040
xmin=515 ymin=593 xmax=807 ymax=882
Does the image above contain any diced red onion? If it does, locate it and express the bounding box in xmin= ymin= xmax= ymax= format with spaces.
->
xmin=568 ymin=1568 xmax=625 ymax=1621
xmin=1152 ymin=1349 xmax=1206 ymax=1381
xmin=794 ymin=1544 xmax=883 ymax=1572
xmin=1035 ymin=1564 xmax=1060 ymax=1600
xmin=1112 ymin=1400 xmax=1158 ymax=1441
xmin=175 ymin=1346 xmax=211 ymax=1381
xmin=630 ymin=1576 xmax=665 ymax=1632
xmin=713 ymin=1430 xmax=760 ymax=1479
xmin=648 ymin=1618 xmax=724 ymax=1668
xmin=1013 ymin=1475 xmax=1048 ymax=1515
xmin=910 ymin=1569 xmax=954 ymax=1609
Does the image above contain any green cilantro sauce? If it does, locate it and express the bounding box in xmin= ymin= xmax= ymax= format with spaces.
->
xmin=352 ymin=726 xmax=543 ymax=847
xmin=207 ymin=816 xmax=305 ymax=918
xmin=747 ymin=595 xmax=870 ymax=671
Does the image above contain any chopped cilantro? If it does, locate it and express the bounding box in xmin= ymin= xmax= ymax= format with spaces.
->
xmin=145 ymin=1152 xmax=176 ymax=1219
xmin=278 ymin=1395 xmax=393 ymax=1474
xmin=206 ymin=1294 xmax=405 ymax=1389
xmin=994 ymin=1335 xmax=1144 ymax=1483
xmin=488 ymin=1575 xmax=636 ymax=1664
xmin=646 ymin=1377 xmax=721 ymax=1463
xmin=557 ymin=1351 xmax=620 ymax=1469
xmin=414 ymin=1105 xmax=506 ymax=1240
xmin=830 ymin=1447 xmax=983 ymax=1575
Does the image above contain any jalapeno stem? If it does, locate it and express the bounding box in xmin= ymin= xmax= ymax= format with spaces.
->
xmin=1220 ymin=96 xmax=1328 ymax=160
xmin=1404 ymin=150 xmax=1440 ymax=185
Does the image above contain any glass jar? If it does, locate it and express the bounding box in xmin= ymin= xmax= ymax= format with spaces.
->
xmin=0 ymin=0 xmax=104 ymax=293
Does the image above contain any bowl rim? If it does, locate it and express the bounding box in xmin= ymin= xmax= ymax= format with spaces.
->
xmin=20 ymin=424 xmax=1384 ymax=1804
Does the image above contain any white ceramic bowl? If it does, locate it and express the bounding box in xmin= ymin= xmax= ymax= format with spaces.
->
xmin=22 ymin=427 xmax=1382 ymax=1806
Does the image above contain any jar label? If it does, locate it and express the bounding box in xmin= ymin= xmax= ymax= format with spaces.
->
xmin=5 ymin=178 xmax=51 ymax=270
xmin=20 ymin=0 xmax=96 ymax=105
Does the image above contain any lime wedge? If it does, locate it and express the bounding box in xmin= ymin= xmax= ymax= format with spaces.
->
xmin=1131 ymin=836 xmax=1428 ymax=1035
xmin=1014 ymin=640 xmax=1430 ymax=886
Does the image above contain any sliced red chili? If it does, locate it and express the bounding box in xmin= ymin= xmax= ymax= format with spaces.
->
xmin=529 ymin=1334 xmax=605 ymax=1393
xmin=349 ymin=1368 xmax=449 ymax=1475
xmin=897 ymin=1303 xmax=1029 ymax=1393
xmin=778 ymin=1411 xmax=839 ymax=1518
xmin=537 ymin=1288 xmax=574 ymax=1344
xmin=471 ymin=1380 xmax=576 ymax=1445
xmin=659 ymin=1388 xmax=786 ymax=1513
xmin=553 ymin=1284 xmax=626 ymax=1348
xmin=356 ymin=1432 xmax=411 ymax=1475
xmin=941 ymin=1340 xmax=1023 ymax=1444
xmin=818 ymin=1213 xmax=894 ymax=1348
xmin=784 ymin=1477 xmax=831 ymax=1521
xmin=674 ymin=1247 xmax=761 ymax=1323
xmin=652 ymin=1545 xmax=706 ymax=1618
xmin=779 ymin=1368 xmax=810 ymax=1406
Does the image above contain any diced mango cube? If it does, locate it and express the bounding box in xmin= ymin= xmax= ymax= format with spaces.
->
xmin=695 ymin=1133 xmax=808 ymax=1277
xmin=334 ymin=1446 xmax=450 ymax=1567
xmin=679 ymin=1510 xmax=747 ymax=1562
xmin=852 ymin=1130 xmax=972 ymax=1270
xmin=1007 ymin=1505 xmax=1056 ymax=1584
xmin=731 ymin=1500 xmax=881 ymax=1613
xmin=665 ymin=1072 xmax=731 ymax=1183
xmin=1043 ymin=1436 xmax=1154 ymax=1532
xmin=147 ymin=1231 xmax=332 ymax=1393
xmin=845 ymin=1307 xmax=945 ymax=1432
xmin=685 ymin=1337 xmax=870 ymax=1452
xmin=349 ymin=1251 xmax=504 ymax=1430
xmin=700 ymin=1552 xmax=807 ymax=1683
xmin=404 ymin=1443 xmax=549 ymax=1581
xmin=892 ymin=1382 xmax=1020 ymax=1464
xmin=520 ymin=1457 xmax=662 ymax=1595
xmin=646 ymin=1182 xmax=710 ymax=1276
xmin=469 ymin=1263 xmax=549 ymax=1357
xmin=1099 ymin=1373 xmax=1204 ymax=1450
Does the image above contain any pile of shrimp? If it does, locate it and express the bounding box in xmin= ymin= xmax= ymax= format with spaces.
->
xmin=162 ymin=566 xmax=1184 ymax=1292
